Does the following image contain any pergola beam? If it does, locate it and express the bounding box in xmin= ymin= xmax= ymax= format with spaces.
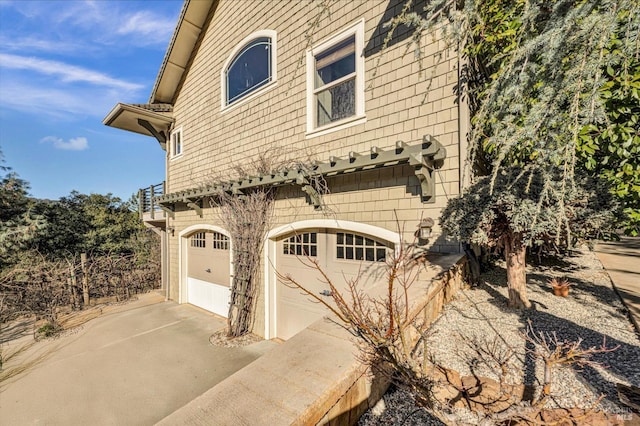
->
xmin=156 ymin=137 xmax=447 ymax=208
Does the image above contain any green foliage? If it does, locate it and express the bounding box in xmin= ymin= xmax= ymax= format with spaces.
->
xmin=28 ymin=192 xmax=148 ymax=259
xmin=0 ymin=171 xmax=45 ymax=268
xmin=0 ymin=152 xmax=156 ymax=267
xmin=396 ymin=0 xmax=639 ymax=240
xmin=36 ymin=322 xmax=59 ymax=339
xmin=577 ymin=22 xmax=640 ymax=235
xmin=441 ymin=168 xmax=617 ymax=249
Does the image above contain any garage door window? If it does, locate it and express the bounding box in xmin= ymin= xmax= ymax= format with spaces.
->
xmin=336 ymin=232 xmax=387 ymax=262
xmin=283 ymin=232 xmax=317 ymax=257
xmin=212 ymin=232 xmax=229 ymax=250
xmin=191 ymin=232 xmax=206 ymax=248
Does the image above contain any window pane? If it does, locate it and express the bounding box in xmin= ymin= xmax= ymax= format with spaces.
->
xmin=346 ymin=247 xmax=354 ymax=260
xmin=227 ymin=37 xmax=271 ymax=104
xmin=337 ymin=246 xmax=344 ymax=259
xmin=355 ymin=235 xmax=363 ymax=245
xmin=316 ymin=79 xmax=355 ymax=127
xmin=376 ymin=248 xmax=386 ymax=261
xmin=355 ymin=247 xmax=363 ymax=260
xmin=346 ymin=233 xmax=353 ymax=245
xmin=310 ymin=245 xmax=317 ymax=257
xmin=311 ymin=232 xmax=317 ymax=243
xmin=337 ymin=233 xmax=344 ymax=244
xmin=315 ymin=37 xmax=355 ymax=88
xmin=366 ymin=247 xmax=374 ymax=261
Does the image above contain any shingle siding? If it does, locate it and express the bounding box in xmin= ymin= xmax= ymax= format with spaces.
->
xmin=163 ymin=0 xmax=465 ymax=333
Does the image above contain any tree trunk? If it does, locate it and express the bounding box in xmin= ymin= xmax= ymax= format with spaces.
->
xmin=504 ymin=232 xmax=531 ymax=309
xmin=81 ymin=253 xmax=90 ymax=307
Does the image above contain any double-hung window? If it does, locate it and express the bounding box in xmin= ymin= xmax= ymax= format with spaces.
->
xmin=307 ymin=20 xmax=365 ymax=135
xmin=171 ymin=128 xmax=182 ymax=158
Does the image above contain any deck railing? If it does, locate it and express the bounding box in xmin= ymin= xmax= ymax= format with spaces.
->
xmin=138 ymin=182 xmax=165 ymax=220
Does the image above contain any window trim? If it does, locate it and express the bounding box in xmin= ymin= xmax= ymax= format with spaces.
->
xmin=170 ymin=127 xmax=183 ymax=159
xmin=306 ymin=19 xmax=365 ymax=137
xmin=221 ymin=29 xmax=278 ymax=112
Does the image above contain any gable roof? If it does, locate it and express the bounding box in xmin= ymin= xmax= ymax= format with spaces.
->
xmin=103 ymin=0 xmax=214 ymax=146
xmin=149 ymin=0 xmax=215 ymax=104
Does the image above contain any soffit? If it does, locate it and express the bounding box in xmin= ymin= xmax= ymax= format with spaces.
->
xmin=103 ymin=103 xmax=174 ymax=138
xmin=150 ymin=0 xmax=215 ymax=104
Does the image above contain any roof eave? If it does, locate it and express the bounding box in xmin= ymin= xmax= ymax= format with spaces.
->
xmin=149 ymin=0 xmax=215 ymax=104
xmin=103 ymin=103 xmax=175 ymax=150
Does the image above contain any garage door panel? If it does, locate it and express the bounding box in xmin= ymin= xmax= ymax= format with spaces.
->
xmin=275 ymin=229 xmax=394 ymax=340
xmin=187 ymin=277 xmax=230 ymax=317
xmin=186 ymin=230 xmax=231 ymax=317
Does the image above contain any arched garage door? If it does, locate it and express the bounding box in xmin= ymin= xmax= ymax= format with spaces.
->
xmin=276 ymin=228 xmax=392 ymax=340
xmin=187 ymin=231 xmax=231 ymax=317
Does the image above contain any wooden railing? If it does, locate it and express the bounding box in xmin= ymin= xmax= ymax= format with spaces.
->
xmin=138 ymin=182 xmax=165 ymax=220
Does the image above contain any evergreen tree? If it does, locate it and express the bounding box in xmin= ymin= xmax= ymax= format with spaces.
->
xmin=390 ymin=1 xmax=638 ymax=307
xmin=0 ymin=151 xmax=44 ymax=268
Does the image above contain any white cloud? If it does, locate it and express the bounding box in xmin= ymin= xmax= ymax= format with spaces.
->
xmin=116 ymin=10 xmax=176 ymax=41
xmin=0 ymin=53 xmax=143 ymax=91
xmin=0 ymin=35 xmax=84 ymax=54
xmin=41 ymin=136 xmax=89 ymax=151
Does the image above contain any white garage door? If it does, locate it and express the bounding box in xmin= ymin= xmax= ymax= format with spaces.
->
xmin=187 ymin=231 xmax=231 ymax=317
xmin=276 ymin=229 xmax=392 ymax=340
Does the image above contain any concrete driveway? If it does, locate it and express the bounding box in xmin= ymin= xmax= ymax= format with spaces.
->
xmin=0 ymin=293 xmax=277 ymax=425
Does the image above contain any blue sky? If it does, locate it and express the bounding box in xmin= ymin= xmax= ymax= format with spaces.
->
xmin=0 ymin=0 xmax=183 ymax=201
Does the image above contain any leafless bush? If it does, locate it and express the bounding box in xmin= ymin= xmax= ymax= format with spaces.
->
xmin=0 ymin=252 xmax=160 ymax=333
xmin=207 ymin=147 xmax=329 ymax=337
xmin=521 ymin=319 xmax=619 ymax=408
xmin=276 ymin=227 xmax=440 ymax=406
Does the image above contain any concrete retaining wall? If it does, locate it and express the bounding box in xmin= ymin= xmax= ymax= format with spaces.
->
xmin=314 ymin=254 xmax=470 ymax=425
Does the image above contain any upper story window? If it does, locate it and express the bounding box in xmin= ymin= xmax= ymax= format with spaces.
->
xmin=306 ymin=20 xmax=365 ymax=136
xmin=222 ymin=30 xmax=277 ymax=109
xmin=170 ymin=128 xmax=182 ymax=158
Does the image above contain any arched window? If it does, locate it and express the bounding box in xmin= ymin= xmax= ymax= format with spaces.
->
xmin=223 ymin=31 xmax=276 ymax=107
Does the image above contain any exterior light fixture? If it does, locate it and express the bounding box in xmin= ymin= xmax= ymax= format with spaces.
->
xmin=418 ymin=218 xmax=435 ymax=240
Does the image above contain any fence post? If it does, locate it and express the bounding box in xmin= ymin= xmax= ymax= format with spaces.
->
xmin=81 ymin=253 xmax=90 ymax=307
xmin=138 ymin=188 xmax=144 ymax=220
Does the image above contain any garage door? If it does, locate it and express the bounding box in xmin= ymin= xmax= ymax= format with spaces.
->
xmin=187 ymin=231 xmax=231 ymax=317
xmin=276 ymin=229 xmax=391 ymax=340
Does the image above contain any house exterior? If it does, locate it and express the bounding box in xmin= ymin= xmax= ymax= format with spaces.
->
xmin=104 ymin=0 xmax=468 ymax=341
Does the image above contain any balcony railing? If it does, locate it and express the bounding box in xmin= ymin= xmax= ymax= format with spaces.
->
xmin=138 ymin=182 xmax=165 ymax=220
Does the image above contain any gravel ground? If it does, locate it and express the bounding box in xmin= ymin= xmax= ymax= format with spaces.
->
xmin=359 ymin=247 xmax=640 ymax=424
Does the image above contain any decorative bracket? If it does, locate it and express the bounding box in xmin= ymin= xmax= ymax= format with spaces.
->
xmin=409 ymin=135 xmax=447 ymax=203
xmin=158 ymin=204 xmax=175 ymax=219
xmin=137 ymin=119 xmax=167 ymax=150
xmin=296 ymin=174 xmax=323 ymax=209
xmin=186 ymin=198 xmax=203 ymax=217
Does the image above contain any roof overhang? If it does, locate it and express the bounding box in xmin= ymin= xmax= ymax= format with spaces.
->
xmin=103 ymin=103 xmax=175 ymax=150
xmin=149 ymin=0 xmax=215 ymax=104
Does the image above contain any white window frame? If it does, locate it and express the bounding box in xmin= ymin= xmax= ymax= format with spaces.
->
xmin=306 ymin=19 xmax=365 ymax=137
xmin=170 ymin=127 xmax=183 ymax=159
xmin=221 ymin=29 xmax=278 ymax=112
